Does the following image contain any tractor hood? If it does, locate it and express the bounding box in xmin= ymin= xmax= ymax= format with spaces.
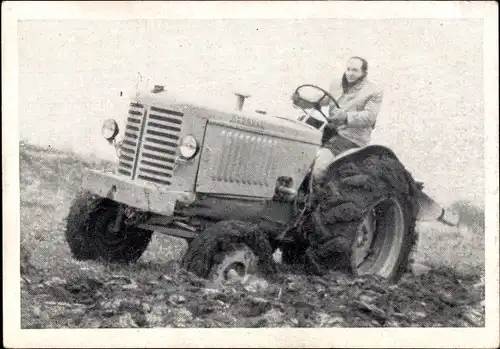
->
xmin=131 ymin=89 xmax=323 ymax=145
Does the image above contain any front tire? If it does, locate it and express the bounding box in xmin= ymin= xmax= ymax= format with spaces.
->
xmin=65 ymin=191 xmax=153 ymax=263
xmin=182 ymin=220 xmax=276 ymax=286
xmin=307 ymin=153 xmax=419 ymax=282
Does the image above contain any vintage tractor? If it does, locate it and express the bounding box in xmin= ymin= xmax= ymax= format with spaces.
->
xmin=64 ymin=83 xmax=458 ymax=284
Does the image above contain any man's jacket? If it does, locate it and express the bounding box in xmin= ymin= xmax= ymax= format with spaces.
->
xmin=328 ymin=78 xmax=383 ymax=146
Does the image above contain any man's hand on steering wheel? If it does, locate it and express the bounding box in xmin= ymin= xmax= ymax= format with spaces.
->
xmin=328 ymin=105 xmax=348 ymax=126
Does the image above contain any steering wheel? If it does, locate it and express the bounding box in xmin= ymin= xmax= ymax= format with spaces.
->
xmin=292 ymin=84 xmax=340 ymax=121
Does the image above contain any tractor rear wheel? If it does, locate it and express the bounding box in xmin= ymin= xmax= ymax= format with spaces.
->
xmin=306 ymin=153 xmax=419 ymax=282
xmin=182 ymin=220 xmax=276 ymax=286
xmin=65 ymin=191 xmax=153 ymax=263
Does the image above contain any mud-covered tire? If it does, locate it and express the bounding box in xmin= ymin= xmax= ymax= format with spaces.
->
xmin=182 ymin=220 xmax=277 ymax=281
xmin=281 ymin=242 xmax=307 ymax=265
xmin=306 ymin=153 xmax=419 ymax=282
xmin=65 ymin=191 xmax=103 ymax=260
xmin=208 ymin=244 xmax=258 ymax=287
xmin=65 ymin=191 xmax=153 ymax=263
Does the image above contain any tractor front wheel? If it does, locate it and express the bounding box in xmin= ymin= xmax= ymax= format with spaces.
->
xmin=182 ymin=220 xmax=276 ymax=287
xmin=65 ymin=191 xmax=153 ymax=263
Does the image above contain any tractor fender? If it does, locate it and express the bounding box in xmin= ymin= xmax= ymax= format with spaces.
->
xmin=311 ymin=144 xmax=401 ymax=181
xmin=307 ymin=144 xmax=399 ymax=193
xmin=311 ymin=144 xmax=459 ymax=226
xmin=324 ymin=144 xmax=401 ymax=167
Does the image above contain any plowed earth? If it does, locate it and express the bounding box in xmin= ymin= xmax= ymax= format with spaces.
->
xmin=19 ymin=143 xmax=485 ymax=328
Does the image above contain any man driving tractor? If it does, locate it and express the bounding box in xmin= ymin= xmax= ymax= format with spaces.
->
xmin=293 ymin=56 xmax=384 ymax=180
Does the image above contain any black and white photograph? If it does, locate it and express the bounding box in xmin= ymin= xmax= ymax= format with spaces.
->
xmin=3 ymin=1 xmax=499 ymax=348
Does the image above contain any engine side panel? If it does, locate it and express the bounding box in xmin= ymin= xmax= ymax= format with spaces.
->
xmin=195 ymin=122 xmax=319 ymax=198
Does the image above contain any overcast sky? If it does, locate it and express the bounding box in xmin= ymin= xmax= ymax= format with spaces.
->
xmin=18 ymin=19 xmax=484 ymax=207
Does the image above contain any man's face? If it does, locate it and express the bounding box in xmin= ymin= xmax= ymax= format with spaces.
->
xmin=344 ymin=59 xmax=365 ymax=84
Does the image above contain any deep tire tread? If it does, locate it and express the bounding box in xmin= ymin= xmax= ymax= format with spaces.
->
xmin=65 ymin=191 xmax=104 ymax=260
xmin=306 ymin=153 xmax=419 ymax=281
xmin=64 ymin=191 xmax=152 ymax=263
xmin=182 ymin=220 xmax=277 ymax=279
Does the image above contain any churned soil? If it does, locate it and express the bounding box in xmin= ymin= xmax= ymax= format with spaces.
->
xmin=19 ymin=142 xmax=485 ymax=328
xmin=21 ymin=259 xmax=484 ymax=328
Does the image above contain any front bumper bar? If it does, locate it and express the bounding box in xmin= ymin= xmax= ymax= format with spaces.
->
xmin=82 ymin=169 xmax=196 ymax=216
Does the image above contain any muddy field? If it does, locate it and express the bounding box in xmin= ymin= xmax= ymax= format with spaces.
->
xmin=19 ymin=142 xmax=485 ymax=328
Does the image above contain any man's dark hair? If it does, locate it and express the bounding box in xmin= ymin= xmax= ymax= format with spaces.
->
xmin=350 ymin=56 xmax=368 ymax=72
xmin=341 ymin=56 xmax=368 ymax=93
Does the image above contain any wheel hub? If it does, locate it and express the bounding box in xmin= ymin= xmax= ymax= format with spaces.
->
xmin=351 ymin=197 xmax=405 ymax=279
xmin=105 ymin=220 xmax=128 ymax=244
xmin=224 ymin=263 xmax=246 ymax=282
xmin=353 ymin=209 xmax=376 ymax=267
xmin=208 ymin=245 xmax=258 ymax=288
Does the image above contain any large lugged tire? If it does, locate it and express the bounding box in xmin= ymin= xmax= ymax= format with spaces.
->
xmin=65 ymin=191 xmax=153 ymax=263
xmin=305 ymin=153 xmax=419 ymax=282
xmin=281 ymin=241 xmax=307 ymax=265
xmin=182 ymin=220 xmax=277 ymax=284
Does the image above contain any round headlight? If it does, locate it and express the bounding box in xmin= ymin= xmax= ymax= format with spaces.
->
xmin=179 ymin=135 xmax=199 ymax=159
xmin=102 ymin=119 xmax=119 ymax=141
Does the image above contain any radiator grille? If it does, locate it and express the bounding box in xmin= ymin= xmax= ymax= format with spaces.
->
xmin=213 ymin=130 xmax=277 ymax=187
xmin=117 ymin=103 xmax=183 ymax=186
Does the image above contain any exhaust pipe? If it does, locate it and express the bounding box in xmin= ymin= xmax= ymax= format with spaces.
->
xmin=235 ymin=92 xmax=251 ymax=111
